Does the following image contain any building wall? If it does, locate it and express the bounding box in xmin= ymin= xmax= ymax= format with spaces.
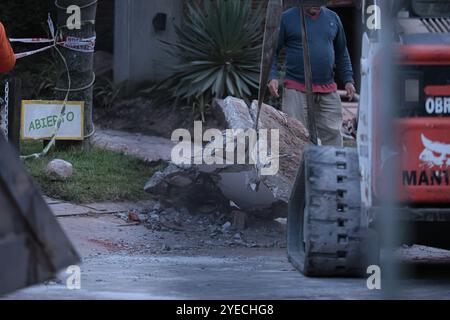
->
xmin=96 ymin=0 xmax=115 ymax=53
xmin=114 ymin=0 xmax=183 ymax=87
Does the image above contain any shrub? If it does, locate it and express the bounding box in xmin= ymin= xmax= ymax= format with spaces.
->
xmin=152 ymin=0 xmax=263 ymax=120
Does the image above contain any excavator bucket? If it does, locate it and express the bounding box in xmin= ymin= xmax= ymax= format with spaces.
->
xmin=0 ymin=136 xmax=79 ymax=296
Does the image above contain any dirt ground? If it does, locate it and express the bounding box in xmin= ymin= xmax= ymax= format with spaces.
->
xmin=94 ymin=97 xmax=224 ymax=139
xmin=63 ymin=212 xmax=286 ymax=258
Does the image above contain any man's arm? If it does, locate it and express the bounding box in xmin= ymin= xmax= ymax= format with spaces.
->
xmin=0 ymin=22 xmax=16 ymax=73
xmin=268 ymin=17 xmax=286 ymax=98
xmin=334 ymin=16 xmax=354 ymax=85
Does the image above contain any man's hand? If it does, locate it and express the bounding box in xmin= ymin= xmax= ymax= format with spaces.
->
xmin=345 ymin=82 xmax=356 ymax=101
xmin=268 ymin=79 xmax=280 ymax=98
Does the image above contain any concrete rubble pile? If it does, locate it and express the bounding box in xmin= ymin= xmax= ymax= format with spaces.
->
xmin=145 ymin=97 xmax=310 ymax=217
xmin=339 ymin=90 xmax=359 ymax=139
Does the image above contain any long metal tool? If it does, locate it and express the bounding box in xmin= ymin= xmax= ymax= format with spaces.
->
xmin=255 ymin=0 xmax=283 ymax=131
xmin=299 ymin=4 xmax=319 ymax=145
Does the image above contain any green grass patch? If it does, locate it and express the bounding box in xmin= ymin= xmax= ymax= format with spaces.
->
xmin=21 ymin=141 xmax=165 ymax=204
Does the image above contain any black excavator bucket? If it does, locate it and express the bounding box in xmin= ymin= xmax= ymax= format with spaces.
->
xmin=0 ymin=136 xmax=79 ymax=296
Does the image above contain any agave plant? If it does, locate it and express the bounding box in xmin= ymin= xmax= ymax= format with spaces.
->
xmin=153 ymin=0 xmax=263 ymax=120
xmin=94 ymin=77 xmax=124 ymax=109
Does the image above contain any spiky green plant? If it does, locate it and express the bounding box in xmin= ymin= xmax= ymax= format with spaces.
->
xmin=94 ymin=77 xmax=124 ymax=109
xmin=152 ymin=0 xmax=263 ymax=120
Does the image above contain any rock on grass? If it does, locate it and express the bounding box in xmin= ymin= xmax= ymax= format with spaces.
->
xmin=45 ymin=159 xmax=74 ymax=181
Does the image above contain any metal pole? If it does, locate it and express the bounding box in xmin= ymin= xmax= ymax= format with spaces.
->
xmin=8 ymin=78 xmax=22 ymax=153
xmin=299 ymin=6 xmax=319 ymax=145
xmin=255 ymin=0 xmax=283 ymax=131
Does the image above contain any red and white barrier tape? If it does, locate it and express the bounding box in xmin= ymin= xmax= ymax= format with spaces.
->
xmin=10 ymin=15 xmax=95 ymax=60
xmin=9 ymin=38 xmax=54 ymax=44
xmin=58 ymin=36 xmax=96 ymax=53
xmin=14 ymin=44 xmax=56 ymax=60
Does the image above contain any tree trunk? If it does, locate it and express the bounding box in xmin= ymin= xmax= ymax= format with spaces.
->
xmin=55 ymin=0 xmax=97 ymax=149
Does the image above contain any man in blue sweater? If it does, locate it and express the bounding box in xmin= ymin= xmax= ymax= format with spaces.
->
xmin=268 ymin=5 xmax=356 ymax=147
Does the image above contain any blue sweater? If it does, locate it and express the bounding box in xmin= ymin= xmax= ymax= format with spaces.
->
xmin=270 ymin=7 xmax=354 ymax=86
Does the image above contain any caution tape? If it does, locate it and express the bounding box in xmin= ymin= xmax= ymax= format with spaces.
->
xmin=12 ymin=37 xmax=96 ymax=59
xmin=9 ymin=38 xmax=55 ymax=44
xmin=11 ymin=15 xmax=96 ymax=60
xmin=14 ymin=44 xmax=55 ymax=60
xmin=58 ymin=36 xmax=96 ymax=53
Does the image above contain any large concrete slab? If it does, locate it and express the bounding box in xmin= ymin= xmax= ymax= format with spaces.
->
xmin=49 ymin=203 xmax=93 ymax=217
xmin=46 ymin=197 xmax=154 ymax=217
xmin=94 ymin=129 xmax=174 ymax=162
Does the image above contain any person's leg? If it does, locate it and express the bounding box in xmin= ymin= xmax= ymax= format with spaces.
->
xmin=316 ymin=91 xmax=344 ymax=147
xmin=282 ymin=88 xmax=308 ymax=128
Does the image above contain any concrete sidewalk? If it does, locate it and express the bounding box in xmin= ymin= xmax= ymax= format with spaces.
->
xmin=45 ymin=197 xmax=154 ymax=217
xmin=93 ymin=129 xmax=175 ymax=163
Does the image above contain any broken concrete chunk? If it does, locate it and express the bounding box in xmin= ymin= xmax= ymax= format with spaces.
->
xmin=153 ymin=201 xmax=163 ymax=212
xmin=222 ymin=221 xmax=232 ymax=233
xmin=232 ymin=210 xmax=247 ymax=231
xmin=149 ymin=212 xmax=160 ymax=221
xmin=168 ymin=174 xmax=194 ymax=188
xmin=198 ymin=204 xmax=217 ymax=214
xmin=212 ymin=97 xmax=254 ymax=130
xmin=145 ymin=97 xmax=310 ymax=216
xmin=144 ymin=171 xmax=170 ymax=195
xmin=145 ymin=164 xmax=230 ymax=214
xmin=249 ymin=100 xmax=310 ymax=203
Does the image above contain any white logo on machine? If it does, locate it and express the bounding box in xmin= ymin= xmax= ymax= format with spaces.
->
xmin=425 ymin=97 xmax=450 ymax=115
xmin=419 ymin=134 xmax=450 ymax=169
